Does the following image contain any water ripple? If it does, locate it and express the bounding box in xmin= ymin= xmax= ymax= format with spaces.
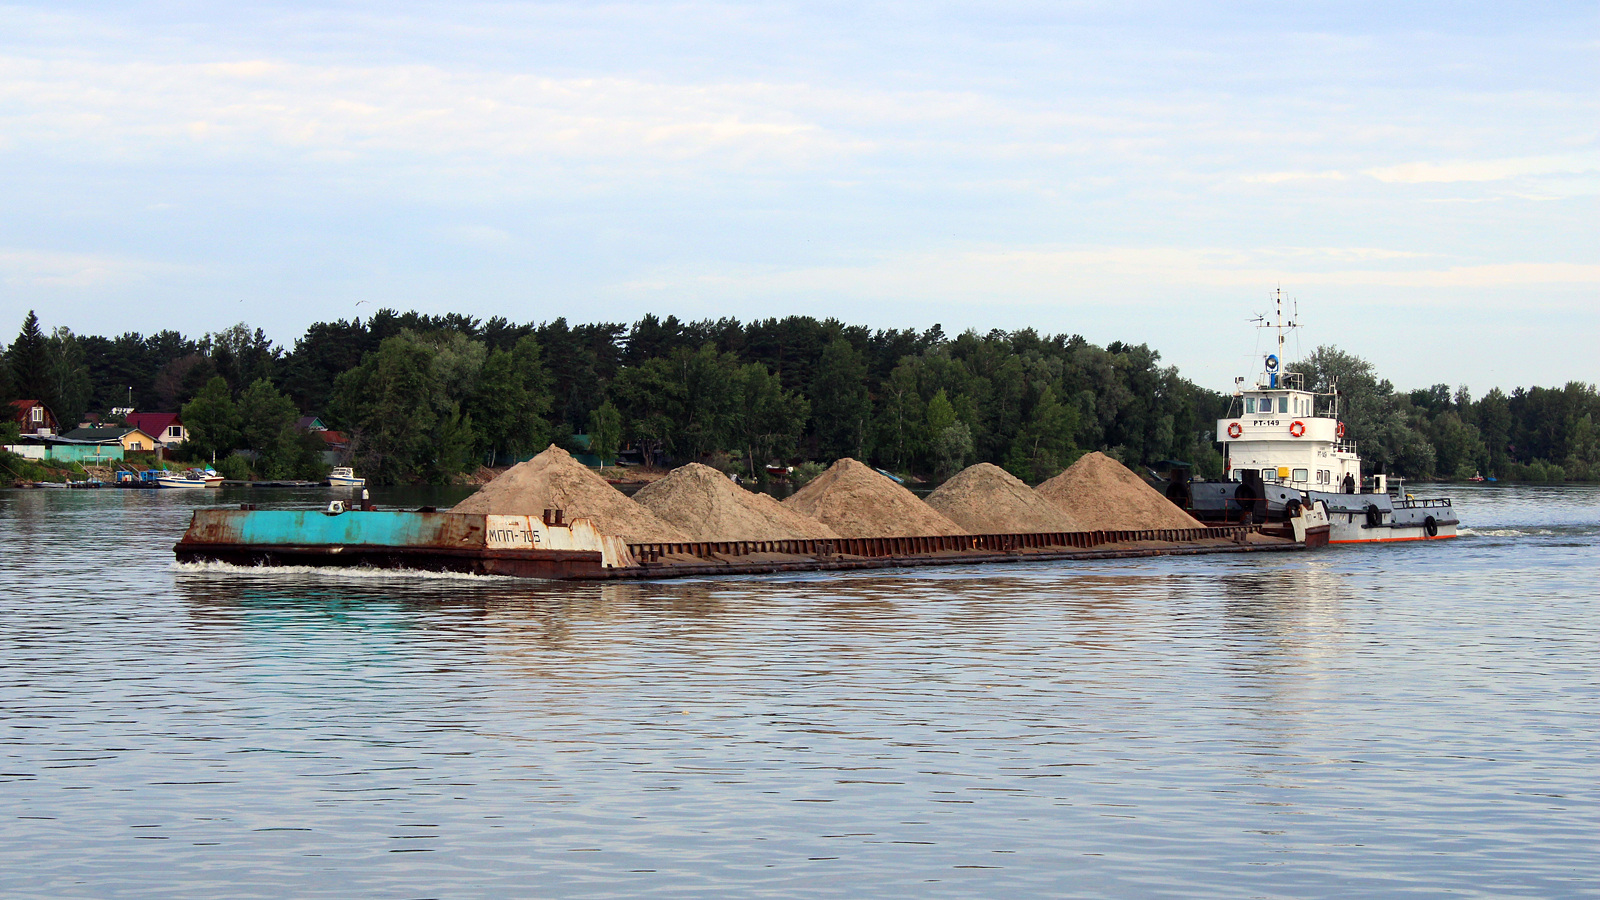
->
xmin=1 ymin=485 xmax=1597 ymax=898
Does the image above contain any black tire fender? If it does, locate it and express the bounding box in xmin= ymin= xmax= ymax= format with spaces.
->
xmin=1366 ymin=504 xmax=1382 ymax=528
xmin=1233 ymin=483 xmax=1256 ymax=511
xmin=1284 ymin=498 xmax=1303 ymax=519
xmin=1424 ymin=516 xmax=1438 ymax=537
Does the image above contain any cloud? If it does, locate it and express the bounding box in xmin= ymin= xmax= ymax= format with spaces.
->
xmin=437 ymin=224 xmax=515 ymax=246
xmin=0 ymin=56 xmax=867 ymax=171
xmin=3 ymin=43 xmax=1594 ymax=215
xmin=1365 ymin=155 xmax=1600 ymax=184
xmin=0 ymin=247 xmax=191 ymax=288
xmin=618 ymin=244 xmax=1600 ymax=308
xmin=1239 ymin=170 xmax=1349 ymax=184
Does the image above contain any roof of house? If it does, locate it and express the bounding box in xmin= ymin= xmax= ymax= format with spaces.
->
xmin=9 ymin=398 xmax=59 ymax=432
xmin=317 ymin=430 xmax=349 ymax=446
xmin=64 ymin=426 xmax=155 ymax=443
xmin=126 ymin=412 xmax=182 ymax=435
xmin=10 ymin=399 xmax=56 ymax=423
xmin=12 ymin=433 xmax=108 ymax=445
xmin=295 ymin=416 xmax=327 ymax=432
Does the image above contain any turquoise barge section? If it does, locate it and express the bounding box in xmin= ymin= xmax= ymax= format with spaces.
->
xmin=226 ymin=509 xmax=462 ymax=546
xmin=175 ymin=507 xmax=638 ymax=578
xmin=175 ymin=505 xmax=1305 ymax=580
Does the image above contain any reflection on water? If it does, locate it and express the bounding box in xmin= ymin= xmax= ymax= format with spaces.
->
xmin=1220 ymin=562 xmax=1351 ymax=653
xmin=2 ymin=486 xmax=1598 ymax=898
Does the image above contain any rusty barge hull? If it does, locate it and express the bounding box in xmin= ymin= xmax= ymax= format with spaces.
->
xmin=175 ymin=542 xmax=614 ymax=579
xmin=600 ymin=539 xmax=1300 ymax=579
xmin=174 ymin=508 xmax=1305 ymax=581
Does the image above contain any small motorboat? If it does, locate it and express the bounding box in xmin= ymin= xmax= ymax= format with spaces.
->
xmin=154 ymin=469 xmax=211 ymax=488
xmin=327 ymin=466 xmax=365 ymax=488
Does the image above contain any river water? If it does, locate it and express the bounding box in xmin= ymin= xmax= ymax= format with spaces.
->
xmin=1 ymin=483 xmax=1596 ymax=898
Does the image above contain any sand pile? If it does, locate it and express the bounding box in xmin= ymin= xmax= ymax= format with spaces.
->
xmin=782 ymin=458 xmax=966 ymax=538
xmin=1035 ymin=451 xmax=1204 ymax=531
xmin=925 ymin=463 xmax=1083 ymax=534
xmin=633 ymin=463 xmax=839 ymax=542
xmin=450 ymin=445 xmax=689 ymax=543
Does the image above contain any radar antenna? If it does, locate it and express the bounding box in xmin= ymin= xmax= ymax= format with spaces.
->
xmin=1253 ymin=287 xmax=1299 ymax=388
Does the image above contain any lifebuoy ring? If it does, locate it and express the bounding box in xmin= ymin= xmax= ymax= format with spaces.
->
xmin=1335 ymin=421 xmax=1346 ymax=438
xmin=1227 ymin=422 xmax=1243 ymax=438
xmin=1289 ymin=420 xmax=1306 ymax=437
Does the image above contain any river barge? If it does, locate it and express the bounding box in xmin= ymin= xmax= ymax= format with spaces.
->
xmin=173 ymin=504 xmax=1312 ymax=581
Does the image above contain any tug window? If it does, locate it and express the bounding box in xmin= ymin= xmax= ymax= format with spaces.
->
xmin=1245 ymin=397 xmax=1256 ymax=414
xmin=1278 ymin=396 xmax=1289 ymax=413
xmin=1292 ymin=468 xmax=1309 ymax=482
xmin=1261 ymin=468 xmax=1276 ymax=483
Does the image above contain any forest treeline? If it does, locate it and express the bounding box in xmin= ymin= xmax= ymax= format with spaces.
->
xmin=3 ymin=308 xmax=1598 ymax=485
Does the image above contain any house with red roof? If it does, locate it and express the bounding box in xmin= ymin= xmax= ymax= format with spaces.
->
xmin=125 ymin=412 xmax=188 ymax=449
xmin=9 ymin=399 xmax=60 ymax=436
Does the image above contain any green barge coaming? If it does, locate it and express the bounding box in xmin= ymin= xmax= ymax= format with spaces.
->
xmin=174 ymin=505 xmax=1312 ymax=581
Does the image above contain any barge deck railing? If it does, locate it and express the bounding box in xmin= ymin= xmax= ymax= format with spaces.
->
xmin=628 ymin=525 xmax=1257 ymax=564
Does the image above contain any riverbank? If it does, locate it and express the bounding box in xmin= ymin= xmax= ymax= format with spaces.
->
xmin=0 ymin=451 xmax=190 ymax=487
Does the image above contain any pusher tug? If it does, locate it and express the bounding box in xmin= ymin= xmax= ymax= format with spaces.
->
xmin=1182 ymin=296 xmax=1458 ymax=544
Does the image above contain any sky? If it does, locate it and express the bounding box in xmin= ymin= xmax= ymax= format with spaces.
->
xmin=1 ymin=1 xmax=1595 ymax=395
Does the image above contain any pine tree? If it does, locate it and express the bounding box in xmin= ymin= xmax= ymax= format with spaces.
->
xmin=0 ymin=349 xmax=14 ymax=405
xmin=181 ymin=376 xmax=240 ymax=460
xmin=7 ymin=311 xmax=49 ymax=403
xmin=588 ymin=401 xmax=622 ymax=467
xmin=810 ymin=338 xmax=871 ymax=460
xmin=46 ymin=328 xmax=93 ymax=428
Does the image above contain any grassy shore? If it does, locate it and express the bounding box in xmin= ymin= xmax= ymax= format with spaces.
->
xmin=0 ymin=451 xmax=186 ymax=485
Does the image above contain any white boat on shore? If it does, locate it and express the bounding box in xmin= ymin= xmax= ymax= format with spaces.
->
xmin=327 ymin=467 xmax=365 ymax=488
xmin=155 ymin=468 xmax=222 ymax=488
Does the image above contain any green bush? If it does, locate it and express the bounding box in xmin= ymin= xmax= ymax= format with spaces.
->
xmin=702 ymin=450 xmax=739 ymax=475
xmin=790 ymin=461 xmax=826 ymax=486
xmin=216 ymin=454 xmax=252 ymax=481
xmin=1561 ymin=457 xmax=1596 ymax=482
xmin=0 ymin=451 xmax=79 ymax=483
xmin=1504 ymin=459 xmax=1566 ymax=482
